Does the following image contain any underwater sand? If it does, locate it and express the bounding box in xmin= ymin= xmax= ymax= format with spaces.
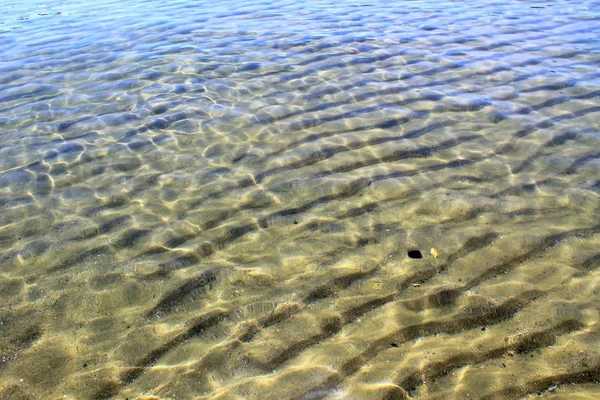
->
xmin=1 ymin=0 xmax=600 ymax=399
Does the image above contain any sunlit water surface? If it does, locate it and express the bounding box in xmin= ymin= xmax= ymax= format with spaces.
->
xmin=1 ymin=0 xmax=600 ymax=399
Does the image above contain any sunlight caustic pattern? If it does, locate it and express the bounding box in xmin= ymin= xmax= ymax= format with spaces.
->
xmin=1 ymin=0 xmax=600 ymax=399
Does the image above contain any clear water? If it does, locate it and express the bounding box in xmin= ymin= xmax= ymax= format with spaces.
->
xmin=1 ymin=1 xmax=600 ymax=399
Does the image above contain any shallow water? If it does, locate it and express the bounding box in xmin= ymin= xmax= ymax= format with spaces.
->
xmin=1 ymin=0 xmax=600 ymax=399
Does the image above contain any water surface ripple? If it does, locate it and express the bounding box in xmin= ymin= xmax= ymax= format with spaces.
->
xmin=1 ymin=1 xmax=600 ymax=399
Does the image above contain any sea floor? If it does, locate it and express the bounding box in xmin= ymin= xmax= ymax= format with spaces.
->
xmin=1 ymin=1 xmax=600 ymax=399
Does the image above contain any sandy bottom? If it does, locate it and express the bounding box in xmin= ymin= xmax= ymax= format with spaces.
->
xmin=1 ymin=0 xmax=600 ymax=399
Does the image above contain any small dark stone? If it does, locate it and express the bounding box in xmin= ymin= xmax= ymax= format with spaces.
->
xmin=390 ymin=343 xmax=399 ymax=348
xmin=408 ymin=250 xmax=423 ymax=259
xmin=197 ymin=242 xmax=215 ymax=257
xmin=83 ymin=363 xmax=87 ymax=368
